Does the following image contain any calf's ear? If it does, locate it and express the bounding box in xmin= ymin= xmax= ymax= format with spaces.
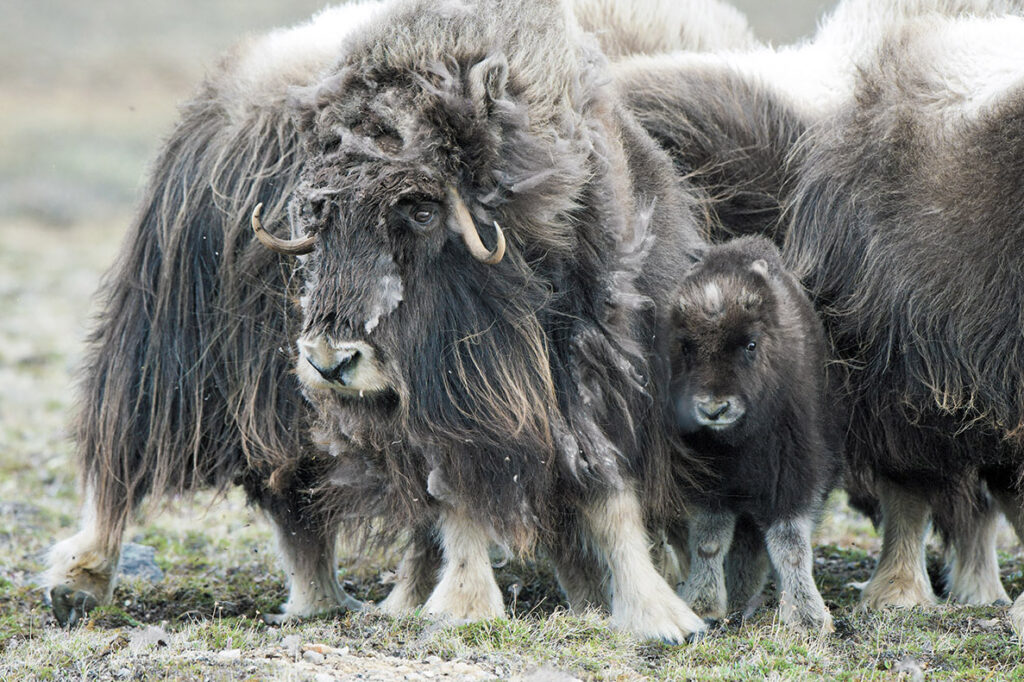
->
xmin=469 ymin=54 xmax=509 ymax=113
xmin=750 ymin=259 xmax=769 ymax=277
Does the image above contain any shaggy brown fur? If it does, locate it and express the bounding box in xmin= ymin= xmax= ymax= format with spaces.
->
xmin=46 ymin=0 xmax=711 ymax=642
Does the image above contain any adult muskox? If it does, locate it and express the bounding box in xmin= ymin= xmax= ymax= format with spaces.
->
xmin=609 ymin=0 xmax=1024 ymax=613
xmin=45 ymin=0 xmax=711 ymax=642
xmin=784 ymin=11 xmax=1024 ymax=630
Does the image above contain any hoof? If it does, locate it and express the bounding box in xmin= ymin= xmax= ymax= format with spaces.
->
xmin=684 ymin=626 xmax=709 ymax=644
xmin=50 ymin=585 xmax=99 ymax=628
xmin=262 ymin=612 xmax=293 ymax=626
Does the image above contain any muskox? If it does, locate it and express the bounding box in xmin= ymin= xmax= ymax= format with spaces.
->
xmin=45 ymin=0 xmax=715 ymax=642
xmin=784 ymin=10 xmax=1024 ymax=629
xmin=610 ymin=0 xmax=1024 ymax=614
xmin=660 ymin=236 xmax=840 ymax=632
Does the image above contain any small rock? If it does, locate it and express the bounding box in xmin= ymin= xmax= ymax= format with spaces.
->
xmin=218 ymin=649 xmax=241 ymax=660
xmin=513 ymin=668 xmax=582 ymax=682
xmin=129 ymin=625 xmax=169 ymax=652
xmin=978 ymin=618 xmax=1001 ymax=631
xmin=117 ymin=543 xmax=164 ymax=583
xmin=314 ymin=674 xmax=337 ymax=682
xmin=425 ymin=656 xmax=442 ymax=665
xmin=894 ymin=656 xmax=924 ymax=682
xmin=303 ymin=650 xmax=325 ymax=665
xmin=282 ymin=634 xmax=301 ymax=658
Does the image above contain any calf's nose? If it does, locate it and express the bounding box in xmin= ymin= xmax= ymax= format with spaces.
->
xmin=697 ymin=399 xmax=730 ymax=421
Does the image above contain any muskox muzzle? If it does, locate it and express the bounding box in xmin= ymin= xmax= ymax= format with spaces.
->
xmin=681 ymin=394 xmax=746 ymax=431
xmin=296 ymin=336 xmax=388 ymax=395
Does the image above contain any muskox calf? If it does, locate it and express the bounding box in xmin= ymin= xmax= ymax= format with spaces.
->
xmin=663 ymin=236 xmax=840 ymax=632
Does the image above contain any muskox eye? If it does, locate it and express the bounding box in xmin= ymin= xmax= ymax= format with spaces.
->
xmin=409 ymin=202 xmax=440 ymax=231
xmin=745 ymin=341 xmax=757 ymax=353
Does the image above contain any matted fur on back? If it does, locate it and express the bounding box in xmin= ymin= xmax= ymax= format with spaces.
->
xmin=785 ymin=14 xmax=1024 ymax=473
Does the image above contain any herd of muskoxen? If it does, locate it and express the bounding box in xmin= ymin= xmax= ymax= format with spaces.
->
xmin=43 ymin=0 xmax=1024 ymax=644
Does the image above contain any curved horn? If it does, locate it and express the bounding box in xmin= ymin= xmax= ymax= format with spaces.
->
xmin=251 ymin=203 xmax=317 ymax=256
xmin=446 ymin=187 xmax=506 ymax=265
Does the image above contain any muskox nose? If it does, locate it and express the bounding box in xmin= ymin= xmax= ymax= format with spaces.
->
xmin=694 ymin=395 xmax=744 ymax=428
xmin=296 ymin=336 xmax=386 ymax=394
xmin=310 ymin=348 xmax=361 ymax=383
xmin=697 ymin=399 xmax=730 ymax=421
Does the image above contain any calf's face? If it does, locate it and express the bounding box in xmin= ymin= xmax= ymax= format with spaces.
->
xmin=668 ymin=259 xmax=776 ymax=437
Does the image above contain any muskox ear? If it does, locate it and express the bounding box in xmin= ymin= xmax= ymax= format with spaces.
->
xmin=750 ymin=259 xmax=770 ymax=278
xmin=469 ymin=54 xmax=509 ymax=113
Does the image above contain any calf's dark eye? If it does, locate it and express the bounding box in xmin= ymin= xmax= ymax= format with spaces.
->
xmin=746 ymin=341 xmax=757 ymax=353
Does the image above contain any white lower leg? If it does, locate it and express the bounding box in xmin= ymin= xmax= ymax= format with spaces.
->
xmin=861 ymin=480 xmax=936 ymax=609
xmin=44 ymin=484 xmax=121 ymax=606
xmin=990 ymin=490 xmax=1024 ymax=635
xmin=946 ymin=501 xmax=1010 ymax=605
xmin=423 ymin=508 xmax=504 ymax=621
xmin=379 ymin=529 xmax=441 ymax=616
xmin=765 ymin=515 xmax=833 ymax=632
xmin=272 ymin=520 xmax=361 ymax=621
xmin=582 ymin=486 xmax=707 ymax=643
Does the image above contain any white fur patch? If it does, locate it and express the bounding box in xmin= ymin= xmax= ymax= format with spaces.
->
xmin=228 ymin=1 xmax=385 ymax=106
xmin=364 ymin=272 xmax=404 ymax=334
xmin=702 ymin=281 xmax=723 ymax=314
xmin=904 ymin=16 xmax=1024 ymax=121
xmin=618 ymin=0 xmax=1024 ymax=123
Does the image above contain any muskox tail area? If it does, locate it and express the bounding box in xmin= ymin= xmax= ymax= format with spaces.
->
xmin=74 ymin=81 xmax=311 ymax=536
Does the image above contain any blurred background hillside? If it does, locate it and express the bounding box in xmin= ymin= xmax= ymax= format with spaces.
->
xmin=0 ymin=0 xmax=832 ymax=228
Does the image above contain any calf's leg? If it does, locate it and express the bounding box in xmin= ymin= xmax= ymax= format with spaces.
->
xmin=765 ymin=515 xmax=833 ymax=632
xmin=379 ymin=522 xmax=443 ymax=615
xmin=678 ymin=508 xmax=735 ymax=620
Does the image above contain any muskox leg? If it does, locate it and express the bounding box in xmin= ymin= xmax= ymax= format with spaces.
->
xmin=422 ymin=507 xmax=504 ymax=621
xmin=988 ymin=489 xmax=1024 ymax=634
xmin=581 ymin=486 xmax=707 ymax=643
xmin=764 ymin=515 xmax=833 ymax=632
xmin=664 ymin=522 xmax=690 ymax=583
xmin=944 ymin=499 xmax=1010 ymax=606
xmin=259 ymin=497 xmax=363 ymax=624
xmin=45 ymin=481 xmax=126 ymax=628
xmin=378 ymin=522 xmax=442 ymax=616
xmin=547 ymin=512 xmax=611 ymax=612
xmin=651 ymin=529 xmax=685 ymax=600
xmin=725 ymin=515 xmax=770 ymax=616
xmin=678 ymin=507 xmax=735 ymax=621
xmin=860 ymin=479 xmax=937 ymax=609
